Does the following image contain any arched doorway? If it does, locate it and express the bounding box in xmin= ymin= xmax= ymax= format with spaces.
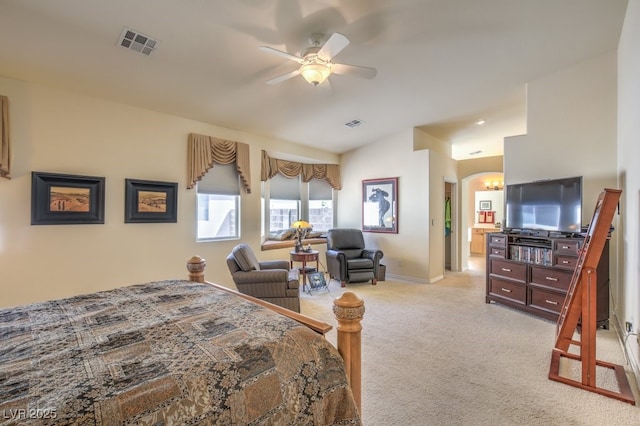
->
xmin=461 ymin=172 xmax=504 ymax=271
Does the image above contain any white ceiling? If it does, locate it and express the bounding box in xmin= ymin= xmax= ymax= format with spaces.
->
xmin=0 ymin=0 xmax=628 ymax=160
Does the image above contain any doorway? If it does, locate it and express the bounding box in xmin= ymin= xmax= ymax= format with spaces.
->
xmin=444 ymin=180 xmax=457 ymax=272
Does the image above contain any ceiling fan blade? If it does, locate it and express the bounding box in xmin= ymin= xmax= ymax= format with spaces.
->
xmin=258 ymin=46 xmax=302 ymax=62
xmin=331 ymin=63 xmax=377 ymax=79
xmin=317 ymin=32 xmax=350 ymax=61
xmin=265 ymin=69 xmax=301 ymax=85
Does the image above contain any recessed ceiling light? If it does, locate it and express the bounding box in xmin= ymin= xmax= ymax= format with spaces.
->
xmin=475 ymin=120 xmax=486 ymax=126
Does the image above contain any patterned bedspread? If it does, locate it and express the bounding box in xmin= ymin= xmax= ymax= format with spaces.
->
xmin=0 ymin=280 xmax=360 ymax=425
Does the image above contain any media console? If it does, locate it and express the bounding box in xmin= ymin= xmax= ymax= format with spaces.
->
xmin=485 ymin=232 xmax=609 ymax=327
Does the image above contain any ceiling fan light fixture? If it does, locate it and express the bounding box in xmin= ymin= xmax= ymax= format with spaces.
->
xmin=300 ymin=62 xmax=331 ymax=86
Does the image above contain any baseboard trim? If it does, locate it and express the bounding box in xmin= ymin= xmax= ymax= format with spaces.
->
xmin=385 ymin=273 xmax=428 ymax=284
xmin=429 ymin=274 xmax=444 ymax=283
xmin=611 ymin=312 xmax=640 ymax=395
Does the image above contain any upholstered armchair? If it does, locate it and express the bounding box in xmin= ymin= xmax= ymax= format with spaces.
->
xmin=226 ymin=243 xmax=301 ymax=312
xmin=325 ymin=228 xmax=384 ymax=287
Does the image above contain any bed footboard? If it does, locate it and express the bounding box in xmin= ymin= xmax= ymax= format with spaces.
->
xmin=187 ymin=255 xmax=364 ymax=414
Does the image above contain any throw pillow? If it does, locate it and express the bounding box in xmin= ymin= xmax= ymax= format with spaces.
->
xmin=270 ymin=229 xmax=295 ymax=241
xmin=232 ymin=244 xmax=261 ymax=271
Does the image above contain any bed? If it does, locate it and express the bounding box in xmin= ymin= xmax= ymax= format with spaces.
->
xmin=0 ymin=256 xmax=363 ymax=425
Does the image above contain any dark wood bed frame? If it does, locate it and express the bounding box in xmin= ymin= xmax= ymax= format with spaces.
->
xmin=186 ymin=255 xmax=364 ymax=414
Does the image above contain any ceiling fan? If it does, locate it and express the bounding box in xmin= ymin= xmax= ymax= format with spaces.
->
xmin=258 ymin=32 xmax=377 ymax=86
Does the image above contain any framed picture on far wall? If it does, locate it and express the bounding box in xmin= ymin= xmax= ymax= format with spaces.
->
xmin=479 ymin=200 xmax=492 ymax=210
xmin=125 ymin=179 xmax=178 ymax=223
xmin=362 ymin=177 xmax=398 ymax=233
xmin=31 ymin=171 xmax=106 ymax=225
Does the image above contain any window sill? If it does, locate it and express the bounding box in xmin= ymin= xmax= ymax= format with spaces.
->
xmin=261 ymin=237 xmax=327 ymax=251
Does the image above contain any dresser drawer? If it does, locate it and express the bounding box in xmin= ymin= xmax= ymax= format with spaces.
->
xmin=489 ymin=259 xmax=527 ymax=282
xmin=554 ymin=240 xmax=581 ymax=254
xmin=529 ymin=287 xmax=566 ymax=314
xmin=489 ymin=278 xmax=526 ymax=304
xmin=530 ymin=266 xmax=573 ymax=291
xmin=488 ymin=246 xmax=506 ymax=258
xmin=554 ymin=255 xmax=578 ymax=270
xmin=488 ymin=234 xmax=506 ymax=247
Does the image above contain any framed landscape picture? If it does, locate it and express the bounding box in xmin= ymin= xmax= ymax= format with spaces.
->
xmin=362 ymin=177 xmax=398 ymax=233
xmin=125 ymin=179 xmax=178 ymax=223
xmin=31 ymin=172 xmax=105 ymax=225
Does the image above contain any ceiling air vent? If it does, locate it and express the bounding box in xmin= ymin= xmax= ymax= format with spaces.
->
xmin=118 ymin=27 xmax=158 ymax=56
xmin=345 ymin=119 xmax=364 ymax=128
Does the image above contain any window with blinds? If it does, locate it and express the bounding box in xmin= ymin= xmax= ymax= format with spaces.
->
xmin=196 ymin=163 xmax=240 ymax=241
xmin=268 ymin=174 xmax=301 ymax=231
xmin=265 ymin=175 xmax=334 ymax=234
xmin=308 ymin=178 xmax=333 ymax=232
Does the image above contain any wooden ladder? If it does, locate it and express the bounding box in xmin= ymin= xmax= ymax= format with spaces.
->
xmin=548 ymin=188 xmax=635 ymax=404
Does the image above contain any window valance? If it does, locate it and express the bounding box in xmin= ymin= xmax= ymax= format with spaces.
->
xmin=187 ymin=133 xmax=251 ymax=193
xmin=260 ymin=150 xmax=341 ymax=190
xmin=1 ymin=95 xmax=10 ymax=180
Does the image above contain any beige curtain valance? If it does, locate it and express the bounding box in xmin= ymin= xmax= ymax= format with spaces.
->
xmin=260 ymin=150 xmax=341 ymax=190
xmin=0 ymin=95 xmax=10 ymax=180
xmin=187 ymin=133 xmax=251 ymax=193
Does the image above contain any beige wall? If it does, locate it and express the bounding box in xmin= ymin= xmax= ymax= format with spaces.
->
xmin=427 ymin=149 xmax=457 ymax=280
xmin=337 ymin=127 xmax=460 ymax=283
xmin=414 ymin=127 xmax=458 ymax=279
xmin=505 ymin=51 xmax=618 ymax=208
xmin=0 ymin=76 xmax=338 ymax=308
xmin=617 ymin=0 xmax=640 ymax=384
xmin=339 ymin=129 xmax=431 ymax=282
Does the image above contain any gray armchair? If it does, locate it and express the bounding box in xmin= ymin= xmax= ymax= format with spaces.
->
xmin=226 ymin=243 xmax=301 ymax=312
xmin=325 ymin=228 xmax=384 ymax=287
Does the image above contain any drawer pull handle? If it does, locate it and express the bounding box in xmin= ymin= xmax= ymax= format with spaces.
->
xmin=545 ymin=299 xmax=559 ymax=305
xmin=562 ymin=260 xmax=570 ymax=264
xmin=561 ymin=245 xmax=569 ymax=249
xmin=545 ymin=276 xmax=559 ymax=282
xmin=501 ymin=288 xmax=512 ymax=293
xmin=501 ymin=268 xmax=512 ymax=272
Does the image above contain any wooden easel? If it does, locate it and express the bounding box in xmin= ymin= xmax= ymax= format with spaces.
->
xmin=548 ymin=188 xmax=635 ymax=405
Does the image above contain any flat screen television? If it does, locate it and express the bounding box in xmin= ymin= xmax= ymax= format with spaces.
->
xmin=505 ymin=176 xmax=582 ymax=235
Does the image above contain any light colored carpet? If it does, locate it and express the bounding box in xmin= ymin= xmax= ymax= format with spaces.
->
xmin=299 ymin=257 xmax=640 ymax=425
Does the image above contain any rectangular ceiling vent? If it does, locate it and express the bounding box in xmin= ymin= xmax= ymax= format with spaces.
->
xmin=345 ymin=119 xmax=364 ymax=128
xmin=118 ymin=27 xmax=158 ymax=56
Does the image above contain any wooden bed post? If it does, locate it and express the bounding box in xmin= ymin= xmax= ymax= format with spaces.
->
xmin=333 ymin=291 xmax=365 ymax=415
xmin=187 ymin=255 xmax=206 ymax=283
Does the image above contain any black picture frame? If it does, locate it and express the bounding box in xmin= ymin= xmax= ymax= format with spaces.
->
xmin=125 ymin=179 xmax=178 ymax=223
xmin=479 ymin=200 xmax=492 ymax=210
xmin=362 ymin=177 xmax=398 ymax=234
xmin=31 ymin=171 xmax=105 ymax=225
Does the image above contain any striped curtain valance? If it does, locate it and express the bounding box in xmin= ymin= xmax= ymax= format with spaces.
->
xmin=187 ymin=133 xmax=251 ymax=193
xmin=260 ymin=150 xmax=341 ymax=190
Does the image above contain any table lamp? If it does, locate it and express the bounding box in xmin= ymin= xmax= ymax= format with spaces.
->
xmin=291 ymin=220 xmax=311 ymax=252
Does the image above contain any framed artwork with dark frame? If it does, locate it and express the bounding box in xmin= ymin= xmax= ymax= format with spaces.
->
xmin=125 ymin=179 xmax=178 ymax=223
xmin=31 ymin=171 xmax=105 ymax=225
xmin=362 ymin=177 xmax=398 ymax=233
xmin=479 ymin=200 xmax=492 ymax=211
